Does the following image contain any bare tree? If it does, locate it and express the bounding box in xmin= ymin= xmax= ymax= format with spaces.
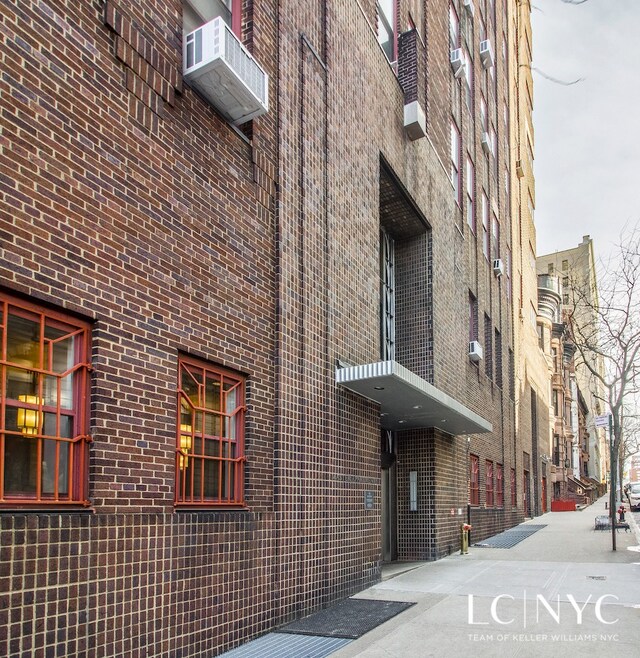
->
xmin=565 ymin=223 xmax=640 ymax=549
xmin=621 ymin=406 xmax=640 ymax=493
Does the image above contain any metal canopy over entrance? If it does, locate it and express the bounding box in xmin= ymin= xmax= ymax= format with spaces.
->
xmin=337 ymin=360 xmax=492 ymax=435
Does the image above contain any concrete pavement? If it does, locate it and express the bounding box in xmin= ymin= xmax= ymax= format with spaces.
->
xmin=331 ymin=495 xmax=640 ymax=657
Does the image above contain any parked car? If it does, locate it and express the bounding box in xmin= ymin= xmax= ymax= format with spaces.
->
xmin=627 ymin=483 xmax=640 ymax=511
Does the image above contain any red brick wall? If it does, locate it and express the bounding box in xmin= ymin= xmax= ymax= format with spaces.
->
xmin=1 ymin=1 xmax=281 ymax=655
xmin=0 ymin=0 xmax=533 ymax=655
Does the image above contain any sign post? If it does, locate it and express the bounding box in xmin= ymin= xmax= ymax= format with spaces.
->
xmin=596 ymin=414 xmax=616 ymax=551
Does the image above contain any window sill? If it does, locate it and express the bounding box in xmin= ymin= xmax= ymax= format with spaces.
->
xmin=174 ymin=505 xmax=248 ymax=512
xmin=0 ymin=506 xmax=95 ymax=514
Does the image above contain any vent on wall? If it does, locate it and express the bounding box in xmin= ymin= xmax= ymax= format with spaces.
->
xmin=183 ymin=17 xmax=269 ymax=125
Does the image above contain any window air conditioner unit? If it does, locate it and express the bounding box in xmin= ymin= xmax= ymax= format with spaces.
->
xmin=469 ymin=341 xmax=483 ymax=362
xmin=480 ymin=39 xmax=495 ymax=69
xmin=481 ymin=131 xmax=492 ymax=155
xmin=450 ymin=49 xmax=465 ymax=79
xmin=493 ymin=258 xmax=504 ymax=277
xmin=183 ymin=17 xmax=269 ymax=125
xmin=463 ymin=0 xmax=475 ymax=18
xmin=404 ymin=100 xmax=426 ymax=141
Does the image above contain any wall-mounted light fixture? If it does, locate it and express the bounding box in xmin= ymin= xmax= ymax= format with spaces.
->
xmin=179 ymin=423 xmax=192 ymax=470
xmin=17 ymin=395 xmax=42 ymax=435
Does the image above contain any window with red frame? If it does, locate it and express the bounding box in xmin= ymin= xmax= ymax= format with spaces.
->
xmin=0 ymin=293 xmax=91 ymax=507
xmin=176 ymin=355 xmax=246 ymax=507
xmin=486 ymin=460 xmax=494 ymax=507
xmin=470 ymin=454 xmax=480 ymax=505
xmin=496 ymin=463 xmax=504 ymax=507
xmin=511 ymin=467 xmax=516 ymax=507
xmin=183 ymin=0 xmax=242 ymax=37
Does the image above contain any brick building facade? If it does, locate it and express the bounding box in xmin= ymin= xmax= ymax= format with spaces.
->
xmin=1 ymin=1 xmax=536 ymax=656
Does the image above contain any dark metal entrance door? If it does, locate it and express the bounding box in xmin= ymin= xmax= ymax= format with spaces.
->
xmin=381 ymin=463 xmax=397 ymax=563
xmin=524 ymin=470 xmax=531 ymax=517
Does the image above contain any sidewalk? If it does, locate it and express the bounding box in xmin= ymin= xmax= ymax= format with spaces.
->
xmin=331 ymin=495 xmax=640 ymax=657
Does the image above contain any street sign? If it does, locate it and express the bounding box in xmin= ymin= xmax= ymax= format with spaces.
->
xmin=595 ymin=414 xmax=610 ymax=428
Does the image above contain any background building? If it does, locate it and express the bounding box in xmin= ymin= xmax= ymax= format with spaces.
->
xmin=537 ymin=236 xmax=607 ymax=496
xmin=508 ymin=0 xmax=550 ymax=518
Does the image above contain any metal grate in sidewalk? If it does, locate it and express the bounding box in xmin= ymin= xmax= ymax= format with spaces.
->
xmin=277 ymin=598 xmax=415 ymax=639
xmin=216 ymin=598 xmax=415 ymax=657
xmin=216 ymin=633 xmax=352 ymax=658
xmin=473 ymin=524 xmax=547 ymax=549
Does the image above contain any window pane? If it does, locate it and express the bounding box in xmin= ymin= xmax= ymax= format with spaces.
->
xmin=6 ymin=314 xmax=40 ymax=401
xmin=449 ymin=5 xmax=459 ymax=49
xmin=181 ymin=365 xmax=201 ymax=404
xmin=205 ymin=374 xmax=221 ymax=411
xmin=4 ymin=432 xmax=38 ymax=494
xmin=183 ymin=0 xmax=232 ymax=33
xmin=42 ymin=438 xmax=69 ymax=495
xmin=377 ymin=0 xmax=395 ymax=60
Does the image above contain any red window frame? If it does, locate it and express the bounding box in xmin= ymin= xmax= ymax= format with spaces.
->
xmin=486 ymin=460 xmax=494 ymax=507
xmin=0 ymin=293 xmax=91 ymax=508
xmin=175 ymin=354 xmax=246 ymax=507
xmin=229 ymin=0 xmax=242 ymax=38
xmin=511 ymin=467 xmax=516 ymax=507
xmin=470 ymin=454 xmax=480 ymax=505
xmin=496 ymin=463 xmax=504 ymax=507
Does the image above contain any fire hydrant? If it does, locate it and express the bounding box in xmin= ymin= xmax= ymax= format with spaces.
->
xmin=461 ymin=523 xmax=472 ymax=555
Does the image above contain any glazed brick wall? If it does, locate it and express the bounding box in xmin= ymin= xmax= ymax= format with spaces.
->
xmin=0 ymin=513 xmax=276 ymax=658
xmin=395 ymin=233 xmax=433 ymax=381
xmin=324 ymin=0 xmax=522 ymax=562
xmin=1 ymin=0 xmax=536 ymax=656
xmin=0 ymin=0 xmax=282 ymax=655
xmin=272 ymin=0 xmax=383 ymax=621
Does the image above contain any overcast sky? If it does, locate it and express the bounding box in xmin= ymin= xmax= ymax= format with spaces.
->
xmin=532 ymin=0 xmax=640 ymax=262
